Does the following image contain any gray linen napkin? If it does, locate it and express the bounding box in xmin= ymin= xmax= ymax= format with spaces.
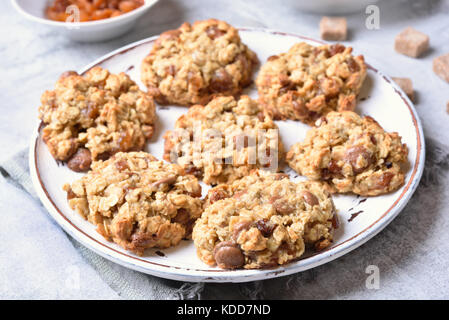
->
xmin=1 ymin=138 xmax=449 ymax=299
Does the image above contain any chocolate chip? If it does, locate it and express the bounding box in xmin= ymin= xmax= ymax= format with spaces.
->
xmin=213 ymin=241 xmax=245 ymax=269
xmin=209 ymin=69 xmax=232 ymax=92
xmin=301 ymin=191 xmax=319 ymax=206
xmin=231 ymin=220 xmax=253 ymax=241
xmin=96 ymin=151 xmax=111 ymax=161
xmin=328 ymin=159 xmax=341 ymax=174
xmin=272 ymin=198 xmax=294 ymax=214
xmin=376 ymin=172 xmax=394 ymax=189
xmin=67 ymin=148 xmax=92 ymax=172
xmin=292 ymin=100 xmax=308 ymax=118
xmin=206 ymin=25 xmax=226 ymax=39
xmin=172 ymin=208 xmax=190 ymax=225
xmin=151 ymin=175 xmax=177 ymax=188
xmin=344 ymin=146 xmax=373 ymax=174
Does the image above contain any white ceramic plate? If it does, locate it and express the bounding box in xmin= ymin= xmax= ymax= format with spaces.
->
xmin=30 ymin=29 xmax=425 ymax=283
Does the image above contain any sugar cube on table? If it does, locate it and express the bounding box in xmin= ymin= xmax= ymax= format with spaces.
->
xmin=433 ymin=53 xmax=449 ymax=83
xmin=394 ymin=27 xmax=429 ymax=58
xmin=447 ymin=101 xmax=449 ymax=114
xmin=392 ymin=77 xmax=414 ymax=101
xmin=320 ymin=17 xmax=347 ymax=41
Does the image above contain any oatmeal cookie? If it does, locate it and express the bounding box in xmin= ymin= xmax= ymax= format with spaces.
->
xmin=63 ymin=152 xmax=203 ymax=256
xmin=192 ymin=170 xmax=337 ymax=269
xmin=163 ymin=95 xmax=284 ymax=185
xmin=256 ymin=43 xmax=367 ymax=124
xmin=39 ymin=67 xmax=156 ymax=172
xmin=141 ymin=19 xmax=258 ymax=106
xmin=286 ymin=111 xmax=409 ymax=196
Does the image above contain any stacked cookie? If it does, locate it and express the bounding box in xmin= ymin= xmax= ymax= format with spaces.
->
xmin=38 ymin=19 xmax=408 ymax=270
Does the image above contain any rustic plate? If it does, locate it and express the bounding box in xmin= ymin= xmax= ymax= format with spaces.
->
xmin=29 ymin=29 xmax=425 ymax=283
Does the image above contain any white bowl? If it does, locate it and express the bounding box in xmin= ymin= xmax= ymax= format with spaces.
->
xmin=12 ymin=0 xmax=159 ymax=42
xmin=285 ymin=0 xmax=380 ymax=14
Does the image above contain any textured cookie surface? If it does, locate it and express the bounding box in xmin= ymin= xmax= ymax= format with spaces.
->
xmin=286 ymin=111 xmax=409 ymax=196
xmin=141 ymin=19 xmax=258 ymax=106
xmin=63 ymin=152 xmax=203 ymax=256
xmin=39 ymin=67 xmax=156 ymax=171
xmin=192 ymin=170 xmax=336 ymax=269
xmin=163 ymin=96 xmax=284 ymax=185
xmin=256 ymin=43 xmax=366 ymax=124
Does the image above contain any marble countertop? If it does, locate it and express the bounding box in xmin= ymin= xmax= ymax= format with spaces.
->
xmin=1 ymin=0 xmax=449 ymax=299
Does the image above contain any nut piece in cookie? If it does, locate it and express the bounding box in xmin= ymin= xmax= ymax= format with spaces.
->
xmin=256 ymin=42 xmax=366 ymax=124
xmin=63 ymin=152 xmax=203 ymax=256
xmin=39 ymin=67 xmax=156 ymax=171
xmin=141 ymin=19 xmax=258 ymax=106
xmin=163 ymin=95 xmax=284 ymax=185
xmin=193 ymin=170 xmax=337 ymax=269
xmin=286 ymin=111 xmax=409 ymax=196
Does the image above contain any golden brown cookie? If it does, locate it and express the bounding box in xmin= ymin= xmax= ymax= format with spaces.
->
xmin=286 ymin=111 xmax=409 ymax=196
xmin=39 ymin=67 xmax=156 ymax=172
xmin=141 ymin=19 xmax=258 ymax=106
xmin=192 ymin=170 xmax=337 ymax=269
xmin=163 ymin=95 xmax=284 ymax=185
xmin=63 ymin=152 xmax=203 ymax=256
xmin=256 ymin=43 xmax=366 ymax=124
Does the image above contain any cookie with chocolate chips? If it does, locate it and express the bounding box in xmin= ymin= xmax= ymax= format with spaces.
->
xmin=256 ymin=42 xmax=366 ymax=124
xmin=192 ymin=170 xmax=336 ymax=269
xmin=163 ymin=95 xmax=284 ymax=185
xmin=141 ymin=19 xmax=258 ymax=106
xmin=39 ymin=67 xmax=156 ymax=172
xmin=63 ymin=152 xmax=203 ymax=256
xmin=286 ymin=111 xmax=409 ymax=196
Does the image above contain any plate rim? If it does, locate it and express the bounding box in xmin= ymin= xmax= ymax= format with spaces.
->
xmin=29 ymin=28 xmax=426 ymax=283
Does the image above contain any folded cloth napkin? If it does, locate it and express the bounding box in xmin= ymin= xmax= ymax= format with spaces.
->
xmin=1 ymin=138 xmax=448 ymax=299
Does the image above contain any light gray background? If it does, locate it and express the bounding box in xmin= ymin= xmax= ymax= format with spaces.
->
xmin=1 ymin=0 xmax=449 ymax=299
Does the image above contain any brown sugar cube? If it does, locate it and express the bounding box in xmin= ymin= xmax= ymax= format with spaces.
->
xmin=394 ymin=27 xmax=429 ymax=58
xmin=433 ymin=53 xmax=449 ymax=83
xmin=447 ymin=101 xmax=449 ymax=114
xmin=320 ymin=17 xmax=347 ymax=41
xmin=392 ymin=77 xmax=414 ymax=101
